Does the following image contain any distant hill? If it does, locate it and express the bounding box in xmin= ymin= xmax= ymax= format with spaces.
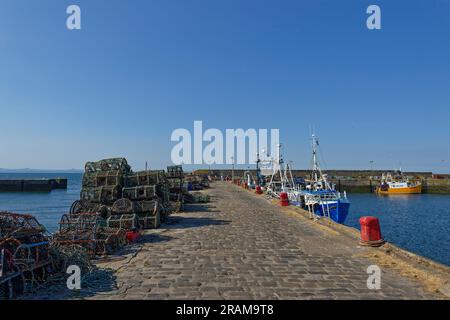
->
xmin=0 ymin=168 xmax=83 ymax=173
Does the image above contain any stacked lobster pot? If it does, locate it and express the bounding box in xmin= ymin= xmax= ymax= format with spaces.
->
xmin=113 ymin=170 xmax=164 ymax=228
xmin=166 ymin=165 xmax=184 ymax=212
xmin=185 ymin=174 xmax=210 ymax=191
xmin=62 ymin=158 xmax=179 ymax=258
xmin=151 ymin=170 xmax=172 ymax=220
xmin=53 ymin=212 xmax=126 ymax=257
xmin=79 ymin=157 xmax=131 ymax=208
xmin=62 ymin=158 xmax=133 ymax=256
xmin=73 ymin=158 xmax=168 ymax=229
xmin=0 ymin=212 xmax=51 ymax=299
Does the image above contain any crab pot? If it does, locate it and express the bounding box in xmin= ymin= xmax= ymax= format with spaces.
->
xmin=80 ymin=186 xmax=120 ymax=204
xmin=106 ymin=214 xmax=139 ymax=231
xmin=124 ymin=171 xmax=162 ymax=187
xmin=167 ymin=165 xmax=184 ymax=178
xmin=84 ymin=158 xmax=131 ymax=174
xmin=138 ymin=211 xmax=161 ymax=229
xmin=122 ymin=185 xmax=156 ymax=200
xmin=0 ymin=212 xmax=52 ymax=299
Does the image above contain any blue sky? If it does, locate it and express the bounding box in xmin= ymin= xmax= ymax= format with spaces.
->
xmin=0 ymin=0 xmax=449 ymax=172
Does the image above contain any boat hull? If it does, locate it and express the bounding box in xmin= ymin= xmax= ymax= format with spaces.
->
xmin=312 ymin=200 xmax=350 ymax=224
xmin=376 ymin=185 xmax=422 ymax=195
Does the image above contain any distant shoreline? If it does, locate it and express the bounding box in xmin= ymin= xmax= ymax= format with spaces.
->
xmin=0 ymin=169 xmax=83 ymax=174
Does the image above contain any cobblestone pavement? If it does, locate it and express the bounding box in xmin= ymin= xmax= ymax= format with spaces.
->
xmin=36 ymin=182 xmax=439 ymax=300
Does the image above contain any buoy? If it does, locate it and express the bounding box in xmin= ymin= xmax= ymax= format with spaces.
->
xmin=255 ymin=185 xmax=262 ymax=194
xmin=279 ymin=192 xmax=289 ymax=206
xmin=126 ymin=230 xmax=141 ymax=243
xmin=359 ymin=216 xmax=385 ymax=247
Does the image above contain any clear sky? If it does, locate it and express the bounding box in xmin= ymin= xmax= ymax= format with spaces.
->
xmin=0 ymin=0 xmax=449 ymax=172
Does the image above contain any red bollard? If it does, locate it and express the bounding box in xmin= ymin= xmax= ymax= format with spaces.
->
xmin=279 ymin=192 xmax=289 ymax=206
xmin=359 ymin=216 xmax=385 ymax=247
xmin=255 ymin=185 xmax=262 ymax=194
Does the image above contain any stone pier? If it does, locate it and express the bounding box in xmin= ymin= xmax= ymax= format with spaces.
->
xmin=29 ymin=182 xmax=449 ymax=300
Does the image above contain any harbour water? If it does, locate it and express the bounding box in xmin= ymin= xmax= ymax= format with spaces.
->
xmin=0 ymin=173 xmax=449 ymax=266
xmin=346 ymin=193 xmax=450 ymax=266
xmin=0 ymin=173 xmax=81 ymax=233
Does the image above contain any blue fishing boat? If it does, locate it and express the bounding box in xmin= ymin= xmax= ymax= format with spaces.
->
xmin=299 ymin=134 xmax=351 ymax=224
xmin=303 ymin=190 xmax=350 ymax=223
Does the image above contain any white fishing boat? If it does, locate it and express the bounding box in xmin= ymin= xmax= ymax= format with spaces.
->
xmin=265 ymin=144 xmax=296 ymax=198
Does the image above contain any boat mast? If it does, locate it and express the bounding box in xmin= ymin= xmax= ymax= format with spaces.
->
xmin=277 ymin=143 xmax=286 ymax=191
xmin=277 ymin=143 xmax=283 ymax=167
xmin=310 ymin=134 xmax=333 ymax=190
xmin=312 ymin=134 xmax=319 ymax=183
xmin=255 ymin=152 xmax=261 ymax=186
xmin=285 ymin=161 xmax=296 ymax=191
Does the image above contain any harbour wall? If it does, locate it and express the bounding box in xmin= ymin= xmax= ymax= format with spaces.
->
xmin=195 ymin=170 xmax=450 ymax=194
xmin=422 ymin=178 xmax=450 ymax=194
xmin=323 ymin=178 xmax=450 ymax=194
xmin=0 ymin=178 xmax=67 ymax=192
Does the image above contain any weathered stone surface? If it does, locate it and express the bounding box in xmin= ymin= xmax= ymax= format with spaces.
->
xmin=28 ymin=182 xmax=444 ymax=300
xmin=438 ymin=284 xmax=450 ymax=298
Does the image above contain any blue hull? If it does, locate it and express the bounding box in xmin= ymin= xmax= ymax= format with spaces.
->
xmin=290 ymin=200 xmax=302 ymax=206
xmin=313 ymin=200 xmax=350 ymax=224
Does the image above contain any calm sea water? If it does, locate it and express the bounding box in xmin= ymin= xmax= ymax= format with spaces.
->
xmin=346 ymin=193 xmax=450 ymax=266
xmin=0 ymin=173 xmax=449 ymax=266
xmin=0 ymin=173 xmax=82 ymax=233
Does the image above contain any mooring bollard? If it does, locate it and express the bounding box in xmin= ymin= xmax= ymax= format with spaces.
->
xmin=255 ymin=185 xmax=262 ymax=194
xmin=279 ymin=192 xmax=289 ymax=206
xmin=359 ymin=216 xmax=385 ymax=247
